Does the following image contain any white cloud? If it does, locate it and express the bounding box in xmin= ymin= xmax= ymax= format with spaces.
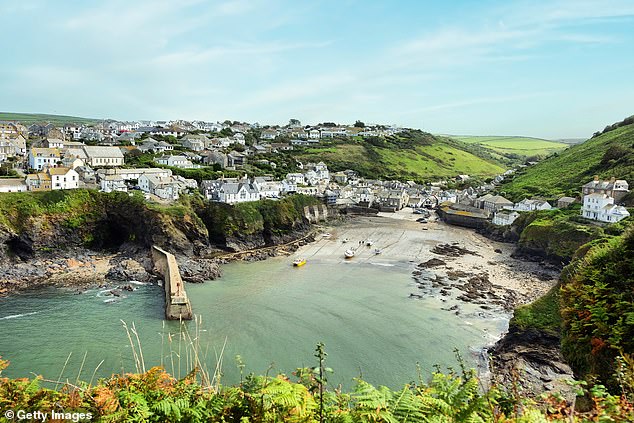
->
xmin=149 ymin=41 xmax=331 ymax=66
xmin=239 ymin=72 xmax=357 ymax=108
xmin=404 ymin=93 xmax=551 ymax=115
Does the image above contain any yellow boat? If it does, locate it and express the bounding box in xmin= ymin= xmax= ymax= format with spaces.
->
xmin=293 ymin=258 xmax=306 ymax=267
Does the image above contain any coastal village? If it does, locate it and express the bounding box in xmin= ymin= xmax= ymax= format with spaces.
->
xmin=0 ymin=119 xmax=630 ymax=226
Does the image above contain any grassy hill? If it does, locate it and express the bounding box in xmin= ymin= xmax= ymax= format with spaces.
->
xmin=0 ymin=112 xmax=101 ymax=126
xmin=449 ymin=135 xmax=569 ymax=159
xmin=293 ymin=130 xmax=506 ymax=181
xmin=498 ymin=118 xmax=634 ymax=202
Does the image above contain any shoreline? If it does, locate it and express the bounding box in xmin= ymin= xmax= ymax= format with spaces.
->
xmin=0 ymin=208 xmax=571 ymax=396
xmin=294 ymin=211 xmax=558 ymax=304
xmin=1 ymin=210 xmax=558 ymax=311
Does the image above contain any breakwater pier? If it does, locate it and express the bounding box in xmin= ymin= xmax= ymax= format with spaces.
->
xmin=151 ymin=246 xmax=193 ymax=320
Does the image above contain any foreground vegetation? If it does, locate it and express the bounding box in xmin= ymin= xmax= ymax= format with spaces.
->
xmin=560 ymin=226 xmax=634 ymax=392
xmin=500 ymin=207 xmax=634 ymax=399
xmin=1 ymin=348 xmax=633 ymax=422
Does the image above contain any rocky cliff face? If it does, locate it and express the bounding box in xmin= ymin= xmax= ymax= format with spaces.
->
xmin=0 ymin=191 xmax=221 ymax=296
xmin=194 ymin=195 xmax=319 ymax=252
xmin=490 ymin=326 xmax=576 ymax=401
xmin=0 ymin=191 xmax=326 ymax=296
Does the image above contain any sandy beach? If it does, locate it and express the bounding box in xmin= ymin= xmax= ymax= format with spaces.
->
xmin=295 ymin=209 xmax=558 ymax=310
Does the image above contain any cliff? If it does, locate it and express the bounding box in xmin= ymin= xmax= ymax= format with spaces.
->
xmin=193 ymin=194 xmax=321 ymax=251
xmin=0 ymin=191 xmax=325 ymax=296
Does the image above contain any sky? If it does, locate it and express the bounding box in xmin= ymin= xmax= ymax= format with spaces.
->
xmin=1 ymin=0 xmax=633 ymax=139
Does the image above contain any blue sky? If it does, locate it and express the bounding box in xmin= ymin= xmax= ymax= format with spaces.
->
xmin=1 ymin=0 xmax=633 ymax=138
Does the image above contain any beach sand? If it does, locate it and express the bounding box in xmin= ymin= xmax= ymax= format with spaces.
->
xmin=295 ymin=209 xmax=557 ymax=306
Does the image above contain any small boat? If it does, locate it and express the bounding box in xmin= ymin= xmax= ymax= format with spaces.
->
xmin=342 ymin=238 xmax=349 ymax=243
xmin=322 ymin=233 xmax=332 ymax=238
xmin=374 ymin=249 xmax=382 ymax=255
xmin=344 ymin=249 xmax=355 ymax=259
xmin=293 ymin=258 xmax=306 ymax=267
xmin=365 ymin=240 xmax=374 ymax=246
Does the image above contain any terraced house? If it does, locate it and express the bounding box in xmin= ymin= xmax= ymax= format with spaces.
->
xmin=29 ymin=147 xmax=61 ymax=170
xmin=0 ymin=121 xmax=26 ymax=139
xmin=581 ymin=176 xmax=629 ymax=202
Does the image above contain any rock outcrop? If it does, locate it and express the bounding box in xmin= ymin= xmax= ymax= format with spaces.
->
xmin=490 ymin=326 xmax=576 ymax=401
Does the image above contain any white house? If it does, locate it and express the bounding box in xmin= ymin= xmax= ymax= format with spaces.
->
xmin=357 ymin=187 xmax=375 ymax=205
xmin=286 ymin=173 xmax=305 ymax=185
xmin=233 ymin=133 xmax=246 ymax=145
xmin=9 ymin=135 xmax=27 ymax=156
xmin=100 ymin=175 xmax=128 ymax=193
xmin=281 ymin=179 xmax=297 ymax=193
xmin=493 ymin=210 xmax=520 ymax=226
xmin=0 ymin=178 xmax=28 ymax=193
xmin=320 ymin=127 xmax=347 ymax=138
xmin=155 ymin=155 xmax=194 ymax=169
xmin=438 ymin=191 xmax=458 ymax=204
xmin=47 ymin=167 xmax=79 ymax=190
xmin=260 ymin=130 xmax=278 ymax=140
xmin=514 ymin=198 xmax=552 ymax=212
xmin=254 ymin=178 xmax=282 ymax=198
xmin=61 ymin=156 xmax=85 ymax=169
xmin=29 ymin=147 xmax=61 ymax=170
xmin=218 ymin=182 xmax=260 ymax=204
xmin=138 ymin=174 xmax=182 ymax=201
xmin=313 ymin=162 xmax=330 ymax=181
xmin=581 ymin=193 xmax=630 ymax=223
xmin=180 ymin=135 xmax=208 ymax=151
xmin=43 ymin=138 xmax=64 ymax=149
xmin=202 ymin=180 xmax=261 ymax=204
xmin=137 ymin=138 xmax=174 ymax=153
xmin=0 ymin=139 xmax=13 ymax=162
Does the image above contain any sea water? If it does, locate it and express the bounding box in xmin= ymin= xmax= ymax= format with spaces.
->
xmin=0 ymin=256 xmax=505 ymax=388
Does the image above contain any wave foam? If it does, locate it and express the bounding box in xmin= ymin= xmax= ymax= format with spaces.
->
xmin=0 ymin=311 xmax=39 ymax=320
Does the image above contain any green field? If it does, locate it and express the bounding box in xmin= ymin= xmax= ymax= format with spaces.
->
xmin=294 ymin=132 xmax=505 ymax=181
xmin=498 ymin=122 xmax=634 ymax=201
xmin=0 ymin=112 xmax=101 ymax=126
xmin=377 ymin=143 xmax=504 ymax=178
xmin=449 ymin=135 xmax=569 ymax=158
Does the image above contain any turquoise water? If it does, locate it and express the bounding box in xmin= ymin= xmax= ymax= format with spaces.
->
xmin=0 ymin=256 xmax=503 ymax=388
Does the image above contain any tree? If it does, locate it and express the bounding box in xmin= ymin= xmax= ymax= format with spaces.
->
xmin=354 ymin=120 xmax=365 ymax=128
xmin=289 ymin=118 xmax=301 ymax=127
xmin=219 ymin=128 xmax=233 ymax=137
xmin=230 ymin=143 xmax=245 ymax=152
